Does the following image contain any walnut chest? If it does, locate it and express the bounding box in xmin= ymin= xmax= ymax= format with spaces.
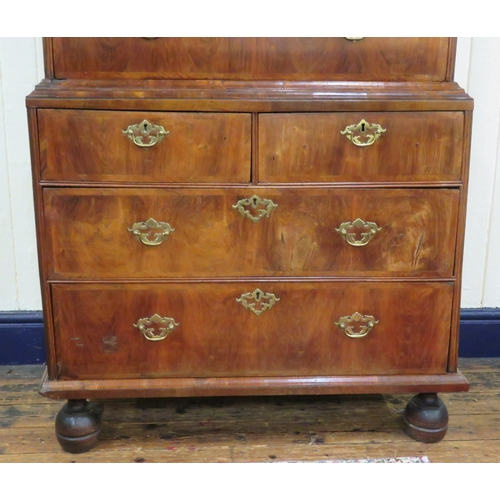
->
xmin=27 ymin=37 xmax=473 ymax=453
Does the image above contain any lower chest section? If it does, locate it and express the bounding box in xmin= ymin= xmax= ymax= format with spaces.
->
xmin=35 ymin=107 xmax=466 ymax=384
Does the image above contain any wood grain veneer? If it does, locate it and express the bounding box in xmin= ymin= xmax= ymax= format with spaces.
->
xmin=39 ymin=369 xmax=470 ymax=400
xmin=27 ymin=80 xmax=473 ymax=113
xmin=43 ymin=187 xmax=460 ymax=279
xmin=38 ymin=110 xmax=251 ymax=183
xmin=27 ymin=38 xmax=473 ymax=451
xmin=259 ymin=112 xmax=464 ymax=183
xmin=51 ymin=37 xmax=452 ymax=82
xmin=51 ymin=282 xmax=454 ymax=380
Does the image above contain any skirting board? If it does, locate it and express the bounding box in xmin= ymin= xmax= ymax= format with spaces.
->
xmin=0 ymin=311 xmax=45 ymax=365
xmin=0 ymin=309 xmax=499 ymax=365
xmin=459 ymin=308 xmax=500 ymax=358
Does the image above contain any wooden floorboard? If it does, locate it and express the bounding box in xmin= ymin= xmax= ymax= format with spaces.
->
xmin=0 ymin=358 xmax=499 ymax=463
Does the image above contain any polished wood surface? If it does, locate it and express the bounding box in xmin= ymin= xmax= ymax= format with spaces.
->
xmin=28 ymin=80 xmax=473 ymax=113
xmin=39 ymin=369 xmax=469 ymax=400
xmin=259 ymin=112 xmax=464 ymax=183
xmin=43 ymin=187 xmax=460 ymax=279
xmin=55 ymin=399 xmax=102 ymax=453
xmin=448 ymin=110 xmax=474 ymax=372
xmin=2 ymin=359 xmax=498 ymax=463
xmin=38 ymin=110 xmax=251 ymax=183
xmin=51 ymin=37 xmax=453 ymax=82
xmin=27 ymin=38 xmax=472 ymax=450
xmin=403 ymin=393 xmax=449 ymax=443
xmin=51 ymin=281 xmax=453 ymax=380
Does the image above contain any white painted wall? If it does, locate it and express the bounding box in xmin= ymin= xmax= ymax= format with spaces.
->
xmin=462 ymin=38 xmax=500 ymax=307
xmin=0 ymin=38 xmax=44 ymax=310
xmin=0 ymin=37 xmax=498 ymax=310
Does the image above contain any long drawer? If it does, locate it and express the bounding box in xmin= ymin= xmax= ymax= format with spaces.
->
xmin=259 ymin=112 xmax=464 ymax=183
xmin=38 ymin=110 xmax=251 ymax=183
xmin=43 ymin=187 xmax=459 ymax=279
xmin=52 ymin=282 xmax=453 ymax=380
xmin=50 ymin=38 xmax=452 ymax=81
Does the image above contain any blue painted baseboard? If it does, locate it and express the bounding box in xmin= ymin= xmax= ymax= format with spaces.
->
xmin=0 ymin=311 xmax=45 ymax=365
xmin=459 ymin=308 xmax=500 ymax=357
xmin=0 ymin=309 xmax=499 ymax=364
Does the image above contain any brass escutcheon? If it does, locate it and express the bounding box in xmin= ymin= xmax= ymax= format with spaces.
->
xmin=340 ymin=119 xmax=386 ymax=147
xmin=336 ymin=218 xmax=381 ymax=247
xmin=335 ymin=312 xmax=379 ymax=338
xmin=232 ymin=194 xmax=278 ymax=223
xmin=134 ymin=313 xmax=180 ymax=341
xmin=128 ymin=218 xmax=175 ymax=246
xmin=122 ymin=119 xmax=169 ymax=148
xmin=236 ymin=289 xmax=280 ymax=316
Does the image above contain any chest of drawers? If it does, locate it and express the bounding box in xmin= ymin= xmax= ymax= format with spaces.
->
xmin=27 ymin=37 xmax=473 ymax=453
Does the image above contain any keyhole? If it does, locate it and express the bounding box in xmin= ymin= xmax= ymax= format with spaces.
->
xmin=252 ymin=196 xmax=258 ymax=207
xmin=361 ymin=122 xmax=366 ymax=132
xmin=255 ymin=291 xmax=261 ymax=300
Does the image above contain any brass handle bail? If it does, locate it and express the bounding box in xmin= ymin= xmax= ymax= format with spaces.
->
xmin=128 ymin=218 xmax=175 ymax=246
xmin=336 ymin=218 xmax=381 ymax=247
xmin=335 ymin=312 xmax=378 ymax=338
xmin=134 ymin=313 xmax=179 ymax=341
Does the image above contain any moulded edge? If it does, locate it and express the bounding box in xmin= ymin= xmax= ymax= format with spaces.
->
xmin=39 ymin=369 xmax=470 ymax=400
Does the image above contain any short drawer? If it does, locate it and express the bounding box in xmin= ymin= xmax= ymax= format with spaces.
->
xmin=52 ymin=282 xmax=453 ymax=380
xmin=259 ymin=112 xmax=464 ymax=183
xmin=51 ymin=37 xmax=452 ymax=81
xmin=38 ymin=110 xmax=251 ymax=183
xmin=43 ymin=187 xmax=459 ymax=279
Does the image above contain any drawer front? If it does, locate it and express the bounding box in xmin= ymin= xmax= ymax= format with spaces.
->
xmin=51 ymin=38 xmax=452 ymax=81
xmin=259 ymin=112 xmax=464 ymax=183
xmin=43 ymin=188 xmax=459 ymax=279
xmin=52 ymin=282 xmax=453 ymax=380
xmin=38 ymin=110 xmax=251 ymax=183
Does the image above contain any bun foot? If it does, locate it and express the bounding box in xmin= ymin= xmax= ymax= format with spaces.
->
xmin=55 ymin=399 xmax=103 ymax=453
xmin=403 ymin=393 xmax=448 ymax=443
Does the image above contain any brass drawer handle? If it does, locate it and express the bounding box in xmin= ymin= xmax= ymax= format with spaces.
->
xmin=336 ymin=218 xmax=381 ymax=247
xmin=236 ymin=288 xmax=280 ymax=316
xmin=128 ymin=218 xmax=175 ymax=246
xmin=232 ymin=194 xmax=278 ymax=223
xmin=344 ymin=37 xmax=364 ymax=42
xmin=134 ymin=313 xmax=179 ymax=342
xmin=340 ymin=119 xmax=386 ymax=147
xmin=335 ymin=312 xmax=378 ymax=338
xmin=122 ymin=119 xmax=169 ymax=148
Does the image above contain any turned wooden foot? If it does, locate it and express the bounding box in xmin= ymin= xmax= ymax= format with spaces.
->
xmin=55 ymin=399 xmax=103 ymax=453
xmin=403 ymin=393 xmax=448 ymax=443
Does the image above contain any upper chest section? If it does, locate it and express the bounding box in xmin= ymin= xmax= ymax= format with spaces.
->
xmin=47 ymin=37 xmax=455 ymax=82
